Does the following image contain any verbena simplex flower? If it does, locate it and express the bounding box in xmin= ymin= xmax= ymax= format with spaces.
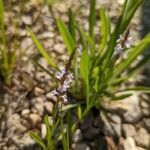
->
xmin=49 ymin=49 xmax=76 ymax=103
xmin=114 ymin=27 xmax=132 ymax=57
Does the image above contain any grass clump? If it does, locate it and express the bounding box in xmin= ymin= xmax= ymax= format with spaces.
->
xmin=0 ymin=0 xmax=15 ymax=86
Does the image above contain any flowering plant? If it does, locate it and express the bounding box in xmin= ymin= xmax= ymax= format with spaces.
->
xmin=29 ymin=0 xmax=150 ymax=149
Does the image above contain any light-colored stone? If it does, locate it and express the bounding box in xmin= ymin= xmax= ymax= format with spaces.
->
xmin=21 ymin=109 xmax=30 ymax=118
xmin=22 ymin=15 xmax=32 ymax=25
xmin=102 ymin=93 xmax=142 ymax=123
xmin=123 ymin=137 xmax=137 ymax=150
xmin=122 ymin=124 xmax=136 ymax=138
xmin=41 ymin=123 xmax=47 ymax=139
xmin=73 ymin=129 xmax=83 ymax=143
xmin=21 ymin=38 xmax=32 ymax=49
xmin=44 ymin=102 xmax=53 ymax=114
xmin=140 ymin=100 xmax=149 ymax=109
xmin=31 ymin=96 xmax=46 ymax=105
xmin=143 ymin=118 xmax=150 ymax=131
xmin=137 ymin=147 xmax=147 ymax=150
xmin=34 ymin=87 xmax=45 ymax=96
xmin=100 ymin=112 xmax=122 ymax=137
xmin=135 ymin=128 xmax=150 ymax=149
xmin=29 ymin=113 xmax=42 ymax=126
xmin=71 ymin=143 xmax=91 ymax=150
xmin=34 ymin=103 xmax=44 ymax=116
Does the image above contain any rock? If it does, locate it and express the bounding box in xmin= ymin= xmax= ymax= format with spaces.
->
xmin=140 ymin=99 xmax=150 ymax=116
xmin=100 ymin=112 xmax=122 ymax=137
xmin=140 ymin=100 xmax=150 ymax=109
xmin=93 ymin=116 xmax=101 ymax=128
xmin=73 ymin=129 xmax=83 ymax=143
xmin=34 ymin=103 xmax=44 ymax=116
xmin=21 ymin=38 xmax=32 ymax=49
xmin=31 ymin=96 xmax=46 ymax=105
xmin=102 ymin=93 xmax=142 ymax=123
xmin=71 ymin=143 xmax=91 ymax=150
xmin=22 ymin=15 xmax=32 ymax=25
xmin=123 ymin=137 xmax=137 ymax=150
xmin=80 ymin=112 xmax=93 ymax=131
xmin=44 ymin=102 xmax=53 ymax=114
xmin=21 ymin=109 xmax=30 ymax=118
xmin=83 ymin=125 xmax=99 ymax=140
xmin=136 ymin=147 xmax=147 ymax=150
xmin=34 ymin=87 xmax=45 ymax=96
xmin=134 ymin=128 xmax=150 ymax=149
xmin=142 ymin=108 xmax=150 ymax=117
xmin=122 ymin=124 xmax=136 ymax=138
xmin=40 ymin=31 xmax=54 ymax=39
xmin=41 ymin=123 xmax=47 ymax=139
xmin=54 ymin=43 xmax=65 ymax=54
xmin=29 ymin=114 xmax=42 ymax=126
xmin=143 ymin=118 xmax=150 ymax=131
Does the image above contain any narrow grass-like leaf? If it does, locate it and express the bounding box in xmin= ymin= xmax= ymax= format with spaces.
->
xmin=0 ymin=0 xmax=8 ymax=71
xmin=68 ymin=8 xmax=76 ymax=43
xmin=99 ymin=8 xmax=110 ymax=53
xmin=27 ymin=28 xmax=56 ymax=68
xmin=112 ymin=93 xmax=133 ymax=101
xmin=57 ymin=19 xmax=75 ymax=54
xmin=30 ymin=131 xmax=47 ymax=150
xmin=89 ymin=0 xmax=96 ymax=39
xmin=80 ymin=50 xmax=90 ymax=104
xmin=62 ymin=103 xmax=78 ymax=111
xmin=120 ymin=0 xmax=143 ymax=33
xmin=77 ymin=105 xmax=82 ymax=120
xmin=0 ymin=0 xmax=5 ymax=45
xmin=118 ymin=86 xmax=150 ymax=94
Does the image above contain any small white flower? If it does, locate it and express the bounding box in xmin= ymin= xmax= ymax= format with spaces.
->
xmin=124 ymin=36 xmax=132 ymax=49
xmin=55 ymin=69 xmax=66 ymax=79
xmin=114 ymin=44 xmax=123 ymax=56
xmin=49 ymin=89 xmax=58 ymax=96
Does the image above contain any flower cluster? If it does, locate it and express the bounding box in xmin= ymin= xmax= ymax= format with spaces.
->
xmin=49 ymin=69 xmax=73 ymax=103
xmin=114 ymin=29 xmax=132 ymax=56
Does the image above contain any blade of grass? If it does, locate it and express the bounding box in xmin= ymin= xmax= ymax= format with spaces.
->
xmin=30 ymin=131 xmax=47 ymax=150
xmin=27 ymin=28 xmax=56 ymax=68
xmin=98 ymin=8 xmax=110 ymax=53
xmin=89 ymin=0 xmax=96 ymax=39
xmin=68 ymin=8 xmax=76 ymax=43
xmin=57 ymin=19 xmax=75 ymax=54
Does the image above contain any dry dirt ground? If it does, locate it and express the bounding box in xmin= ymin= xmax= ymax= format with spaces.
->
xmin=0 ymin=0 xmax=150 ymax=150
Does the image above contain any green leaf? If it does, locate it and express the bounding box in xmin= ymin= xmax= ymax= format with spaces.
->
xmin=77 ymin=105 xmax=82 ymax=120
xmin=0 ymin=0 xmax=5 ymax=45
xmin=68 ymin=8 xmax=76 ymax=43
xmin=99 ymin=8 xmax=110 ymax=53
xmin=89 ymin=0 xmax=96 ymax=39
xmin=27 ymin=28 xmax=56 ymax=68
xmin=112 ymin=93 xmax=133 ymax=101
xmin=120 ymin=0 xmax=143 ymax=33
xmin=30 ymin=131 xmax=47 ymax=150
xmin=118 ymin=86 xmax=150 ymax=94
xmin=57 ymin=19 xmax=75 ymax=54
xmin=80 ymin=50 xmax=90 ymax=104
xmin=62 ymin=103 xmax=78 ymax=111
xmin=44 ymin=115 xmax=52 ymax=141
xmin=80 ymin=50 xmax=89 ymax=83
